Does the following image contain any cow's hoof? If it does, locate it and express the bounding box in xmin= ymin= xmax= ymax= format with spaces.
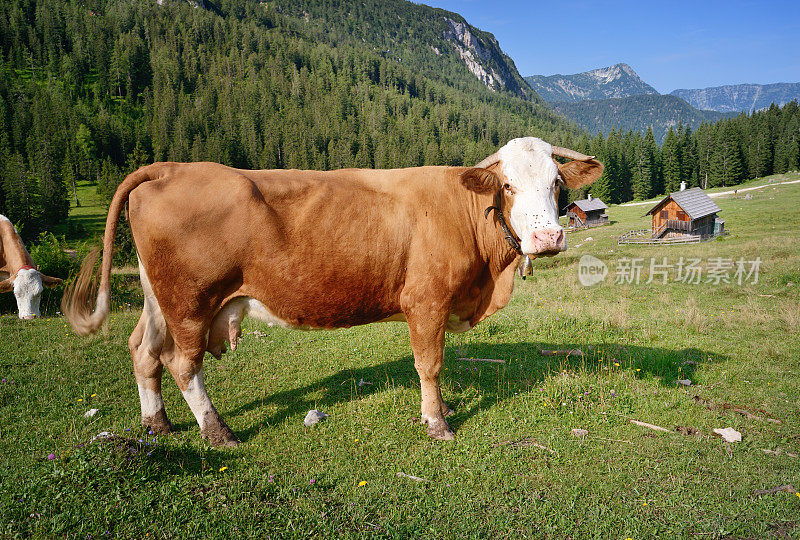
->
xmin=201 ymin=416 xmax=240 ymax=447
xmin=426 ymin=421 xmax=455 ymax=441
xmin=142 ymin=409 xmax=174 ymax=435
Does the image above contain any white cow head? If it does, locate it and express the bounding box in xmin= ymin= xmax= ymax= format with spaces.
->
xmin=0 ymin=266 xmax=62 ymax=319
xmin=461 ymin=137 xmax=603 ymax=256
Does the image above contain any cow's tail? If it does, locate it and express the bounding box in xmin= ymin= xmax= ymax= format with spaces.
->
xmin=62 ymin=165 xmax=162 ymax=335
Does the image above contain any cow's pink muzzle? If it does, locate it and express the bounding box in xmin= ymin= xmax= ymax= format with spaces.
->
xmin=527 ymin=228 xmax=566 ymax=256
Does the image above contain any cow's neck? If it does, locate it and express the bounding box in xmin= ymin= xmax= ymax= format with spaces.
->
xmin=474 ymin=191 xmax=522 ymax=276
xmin=0 ymin=219 xmax=34 ymax=273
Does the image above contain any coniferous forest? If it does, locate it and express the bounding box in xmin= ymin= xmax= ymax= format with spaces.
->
xmin=1 ymin=0 xmax=799 ymax=243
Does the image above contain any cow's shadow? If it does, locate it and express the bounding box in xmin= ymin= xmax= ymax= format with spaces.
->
xmin=218 ymin=341 xmax=717 ymax=443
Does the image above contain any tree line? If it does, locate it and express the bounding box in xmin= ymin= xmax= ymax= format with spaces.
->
xmin=580 ymin=102 xmax=800 ymax=204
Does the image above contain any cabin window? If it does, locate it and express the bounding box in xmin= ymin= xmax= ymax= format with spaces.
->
xmin=677 ymin=210 xmax=687 ymax=220
xmin=660 ymin=210 xmax=668 ymax=220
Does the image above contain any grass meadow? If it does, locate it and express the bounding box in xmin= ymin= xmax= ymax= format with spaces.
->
xmin=1 ymin=174 xmax=799 ymax=538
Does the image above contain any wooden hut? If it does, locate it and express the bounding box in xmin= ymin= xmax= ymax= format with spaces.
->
xmin=564 ymin=195 xmax=609 ymax=229
xmin=645 ymin=185 xmax=724 ymax=239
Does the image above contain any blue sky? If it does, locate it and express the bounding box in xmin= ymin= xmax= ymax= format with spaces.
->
xmin=421 ymin=0 xmax=800 ymax=93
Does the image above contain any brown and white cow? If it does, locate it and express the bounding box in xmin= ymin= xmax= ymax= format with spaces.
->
xmin=0 ymin=215 xmax=62 ymax=319
xmin=63 ymin=137 xmax=601 ymax=445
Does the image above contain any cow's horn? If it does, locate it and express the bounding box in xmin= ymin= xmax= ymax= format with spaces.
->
xmin=552 ymin=146 xmax=595 ymax=161
xmin=475 ymin=152 xmax=500 ymax=169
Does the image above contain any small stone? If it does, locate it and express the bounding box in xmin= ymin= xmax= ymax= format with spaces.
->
xmin=678 ymin=379 xmax=692 ymax=386
xmin=84 ymin=408 xmax=99 ymax=418
xmin=303 ymin=409 xmax=329 ymax=427
xmin=571 ymin=428 xmax=589 ymax=438
xmin=713 ymin=427 xmax=742 ymax=443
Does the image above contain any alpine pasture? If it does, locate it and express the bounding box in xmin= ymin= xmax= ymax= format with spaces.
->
xmin=1 ymin=174 xmax=799 ymax=537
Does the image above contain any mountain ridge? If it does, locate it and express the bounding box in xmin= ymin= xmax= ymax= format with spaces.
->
xmin=670 ymin=83 xmax=800 ymax=113
xmin=524 ymin=63 xmax=659 ymax=103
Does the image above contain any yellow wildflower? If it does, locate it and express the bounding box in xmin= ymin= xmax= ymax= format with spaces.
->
xmin=358 ymin=481 xmax=367 ymax=487
xmin=219 ymin=466 xmax=228 ymax=472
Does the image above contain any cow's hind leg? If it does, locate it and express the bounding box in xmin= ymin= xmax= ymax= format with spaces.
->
xmin=166 ymin=346 xmax=239 ymax=447
xmin=129 ymin=257 xmax=180 ymax=434
xmin=128 ymin=298 xmax=174 ymax=434
xmin=405 ymin=308 xmax=454 ymax=441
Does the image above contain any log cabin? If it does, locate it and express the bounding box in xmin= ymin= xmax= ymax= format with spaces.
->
xmin=564 ymin=194 xmax=609 ymax=229
xmin=645 ymin=183 xmax=724 ymax=239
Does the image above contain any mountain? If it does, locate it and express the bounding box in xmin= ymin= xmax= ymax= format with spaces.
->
xmin=0 ymin=0 xmax=581 ymax=240
xmin=550 ymin=94 xmax=731 ymax=142
xmin=269 ymin=0 xmax=536 ymax=101
xmin=524 ymin=63 xmax=658 ymax=103
xmin=524 ymin=63 xmax=741 ymax=140
xmin=670 ymin=83 xmax=800 ymax=113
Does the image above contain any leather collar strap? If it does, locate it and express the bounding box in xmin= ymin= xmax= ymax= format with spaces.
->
xmin=484 ymin=191 xmax=523 ymax=255
xmin=19 ymin=265 xmax=35 ymax=271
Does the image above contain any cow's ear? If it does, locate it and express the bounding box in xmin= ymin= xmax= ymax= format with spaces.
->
xmin=41 ymin=275 xmax=63 ymax=288
xmin=557 ymin=159 xmax=603 ymax=189
xmin=460 ymin=167 xmax=502 ymax=194
xmin=0 ymin=277 xmax=13 ymax=293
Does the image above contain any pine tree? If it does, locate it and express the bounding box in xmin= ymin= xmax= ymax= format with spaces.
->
xmin=632 ymin=132 xmax=654 ymax=200
xmin=661 ymin=127 xmax=681 ymax=193
xmin=710 ymin=122 xmax=744 ymax=187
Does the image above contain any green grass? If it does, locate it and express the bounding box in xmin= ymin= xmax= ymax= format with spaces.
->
xmin=50 ymin=180 xmax=107 ymax=243
xmin=70 ymin=180 xmax=107 ymax=233
xmin=2 ymin=180 xmax=800 ymax=537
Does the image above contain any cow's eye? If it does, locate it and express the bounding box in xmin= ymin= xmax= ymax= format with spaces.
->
xmin=503 ymin=183 xmax=514 ymax=194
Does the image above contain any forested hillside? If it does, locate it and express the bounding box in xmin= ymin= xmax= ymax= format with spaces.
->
xmin=551 ymin=94 xmax=731 ymax=143
xmin=0 ymin=0 xmax=798 ymax=244
xmin=269 ymin=0 xmax=536 ymax=100
xmin=0 ymin=0 xmax=578 ymax=242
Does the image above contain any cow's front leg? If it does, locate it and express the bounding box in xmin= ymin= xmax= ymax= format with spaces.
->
xmin=405 ymin=310 xmax=453 ymax=441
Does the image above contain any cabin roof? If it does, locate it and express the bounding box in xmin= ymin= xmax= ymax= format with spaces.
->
xmin=567 ymin=198 xmax=607 ymax=212
xmin=645 ymin=187 xmax=721 ymax=220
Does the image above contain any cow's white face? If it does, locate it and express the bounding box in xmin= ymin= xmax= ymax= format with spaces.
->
xmin=496 ymin=138 xmax=565 ymax=256
xmin=12 ymin=268 xmax=44 ymax=319
xmin=462 ymin=137 xmax=603 ymax=257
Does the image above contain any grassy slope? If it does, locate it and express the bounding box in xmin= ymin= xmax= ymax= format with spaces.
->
xmin=1 ymin=180 xmax=799 ymax=537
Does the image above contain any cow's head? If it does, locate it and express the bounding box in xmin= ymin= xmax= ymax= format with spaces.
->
xmin=461 ymin=137 xmax=603 ymax=256
xmin=0 ymin=266 xmax=62 ymax=319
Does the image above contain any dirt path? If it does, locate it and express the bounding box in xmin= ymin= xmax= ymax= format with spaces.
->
xmin=621 ymin=178 xmax=800 ymax=207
